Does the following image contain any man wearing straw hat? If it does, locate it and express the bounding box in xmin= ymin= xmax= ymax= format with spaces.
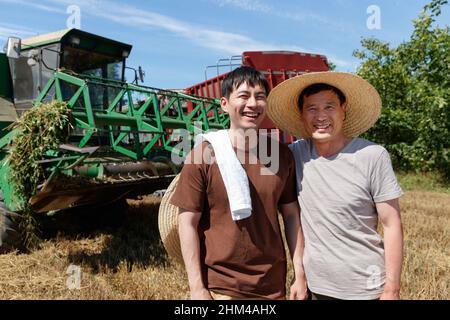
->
xmin=166 ymin=66 xmax=308 ymax=300
xmin=267 ymin=72 xmax=404 ymax=300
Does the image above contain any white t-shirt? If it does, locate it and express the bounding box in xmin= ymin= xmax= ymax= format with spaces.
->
xmin=289 ymin=138 xmax=404 ymax=300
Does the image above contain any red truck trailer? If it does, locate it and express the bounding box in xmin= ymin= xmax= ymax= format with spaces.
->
xmin=185 ymin=50 xmax=330 ymax=143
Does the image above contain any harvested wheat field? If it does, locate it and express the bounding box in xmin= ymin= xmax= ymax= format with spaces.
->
xmin=0 ymin=187 xmax=448 ymax=300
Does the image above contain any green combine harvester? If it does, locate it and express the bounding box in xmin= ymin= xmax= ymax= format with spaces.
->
xmin=0 ymin=29 xmax=229 ymax=249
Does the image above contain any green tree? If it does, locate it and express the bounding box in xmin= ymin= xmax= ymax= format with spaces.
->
xmin=354 ymin=0 xmax=450 ymax=180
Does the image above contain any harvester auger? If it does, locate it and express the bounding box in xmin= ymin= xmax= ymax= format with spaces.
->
xmin=0 ymin=29 xmax=229 ymax=250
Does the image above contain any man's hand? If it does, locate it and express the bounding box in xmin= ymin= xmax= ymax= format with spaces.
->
xmin=289 ymin=277 xmax=309 ymax=300
xmin=190 ymin=287 xmax=213 ymax=300
xmin=379 ymin=291 xmax=400 ymax=300
xmin=379 ymin=284 xmax=400 ymax=300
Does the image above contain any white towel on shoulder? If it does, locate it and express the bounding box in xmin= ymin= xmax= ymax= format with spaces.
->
xmin=195 ymin=130 xmax=252 ymax=221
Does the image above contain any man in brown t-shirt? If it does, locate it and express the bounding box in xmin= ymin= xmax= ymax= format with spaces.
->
xmin=170 ymin=66 xmax=307 ymax=300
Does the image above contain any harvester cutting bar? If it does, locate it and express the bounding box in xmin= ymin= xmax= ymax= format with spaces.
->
xmin=35 ymin=71 xmax=229 ymax=161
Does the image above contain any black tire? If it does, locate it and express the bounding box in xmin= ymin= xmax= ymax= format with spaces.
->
xmin=0 ymin=202 xmax=20 ymax=253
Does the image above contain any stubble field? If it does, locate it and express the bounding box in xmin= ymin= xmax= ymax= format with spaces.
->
xmin=0 ymin=173 xmax=448 ymax=300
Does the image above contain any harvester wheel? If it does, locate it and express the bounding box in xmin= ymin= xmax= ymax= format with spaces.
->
xmin=0 ymin=202 xmax=20 ymax=253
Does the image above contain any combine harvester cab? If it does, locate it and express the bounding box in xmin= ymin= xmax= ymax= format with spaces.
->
xmin=186 ymin=50 xmax=330 ymax=143
xmin=0 ymin=29 xmax=228 ymax=249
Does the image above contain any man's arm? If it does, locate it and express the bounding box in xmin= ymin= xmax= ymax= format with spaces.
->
xmin=279 ymin=201 xmax=308 ymax=300
xmin=178 ymin=209 xmax=212 ymax=300
xmin=376 ymin=198 xmax=403 ymax=300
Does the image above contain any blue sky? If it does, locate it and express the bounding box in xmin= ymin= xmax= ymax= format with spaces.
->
xmin=0 ymin=0 xmax=449 ymax=89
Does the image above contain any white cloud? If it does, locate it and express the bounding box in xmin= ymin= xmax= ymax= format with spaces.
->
xmin=0 ymin=23 xmax=39 ymax=41
xmin=213 ymin=0 xmax=272 ymax=14
xmin=326 ymin=55 xmax=358 ymax=70
xmin=211 ymin=0 xmax=348 ymax=32
xmin=39 ymin=0 xmax=279 ymax=54
xmin=11 ymin=0 xmax=354 ymax=69
xmin=42 ymin=0 xmax=306 ymax=53
xmin=209 ymin=0 xmax=355 ymax=67
xmin=0 ymin=0 xmax=65 ymax=13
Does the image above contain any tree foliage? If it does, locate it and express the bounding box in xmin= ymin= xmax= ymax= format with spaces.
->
xmin=354 ymin=0 xmax=449 ymax=180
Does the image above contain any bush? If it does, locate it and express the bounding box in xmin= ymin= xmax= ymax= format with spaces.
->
xmin=354 ymin=0 xmax=450 ymax=180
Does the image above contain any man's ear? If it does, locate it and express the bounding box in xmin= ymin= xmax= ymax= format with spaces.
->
xmin=220 ymin=97 xmax=229 ymax=113
xmin=341 ymin=102 xmax=347 ymax=120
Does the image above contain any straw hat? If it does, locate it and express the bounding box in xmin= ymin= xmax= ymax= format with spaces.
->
xmin=158 ymin=174 xmax=184 ymax=265
xmin=267 ymin=72 xmax=382 ymax=138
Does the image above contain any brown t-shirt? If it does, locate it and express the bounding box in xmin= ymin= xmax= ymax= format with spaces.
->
xmin=170 ymin=138 xmax=297 ymax=299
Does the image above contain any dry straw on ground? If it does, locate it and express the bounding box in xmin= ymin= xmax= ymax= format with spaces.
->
xmin=0 ymin=190 xmax=448 ymax=300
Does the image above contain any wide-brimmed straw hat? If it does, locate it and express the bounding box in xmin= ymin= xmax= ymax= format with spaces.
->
xmin=158 ymin=174 xmax=184 ymax=265
xmin=267 ymin=72 xmax=382 ymax=138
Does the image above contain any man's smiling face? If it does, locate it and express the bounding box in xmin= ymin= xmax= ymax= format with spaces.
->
xmin=221 ymin=82 xmax=267 ymax=130
xmin=301 ymin=90 xmax=347 ymax=143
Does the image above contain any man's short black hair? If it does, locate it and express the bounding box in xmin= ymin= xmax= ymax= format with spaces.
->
xmin=298 ymin=83 xmax=346 ymax=111
xmin=221 ymin=66 xmax=270 ymax=99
